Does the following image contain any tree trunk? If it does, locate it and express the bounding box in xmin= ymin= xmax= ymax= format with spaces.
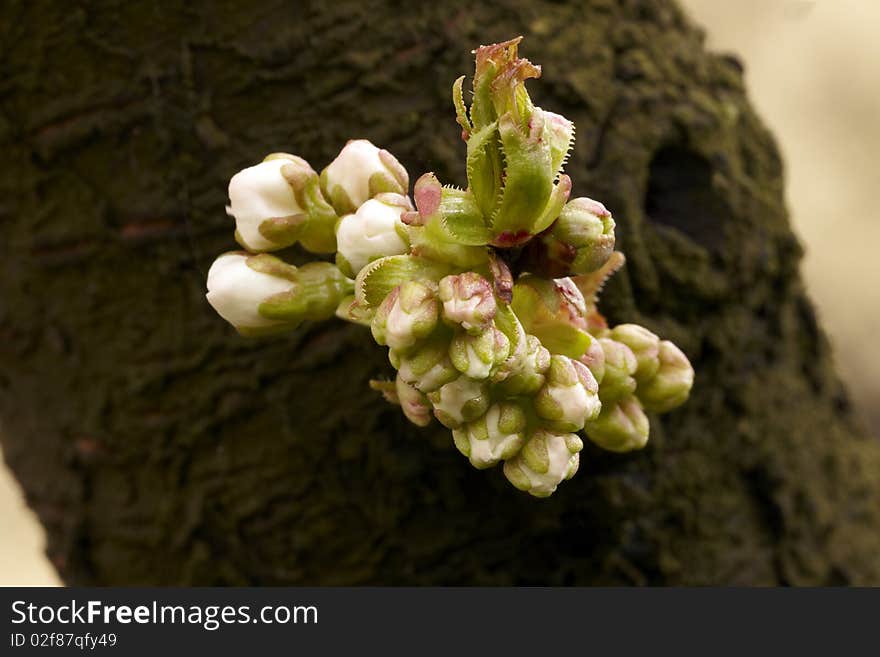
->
xmin=2 ymin=0 xmax=878 ymax=585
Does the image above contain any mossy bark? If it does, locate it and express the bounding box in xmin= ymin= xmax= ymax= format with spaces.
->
xmin=2 ymin=0 xmax=878 ymax=585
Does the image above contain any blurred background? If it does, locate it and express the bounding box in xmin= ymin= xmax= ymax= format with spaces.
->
xmin=2 ymin=0 xmax=877 ymax=586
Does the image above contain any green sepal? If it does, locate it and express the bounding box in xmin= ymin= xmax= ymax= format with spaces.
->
xmin=438 ymin=188 xmax=492 ymax=246
xmin=465 ymin=121 xmax=503 ymax=218
xmin=355 ymin=255 xmax=452 ymax=308
xmin=257 ymin=261 xmax=353 ymax=322
xmin=488 ymin=110 xmax=554 ymax=245
xmin=452 ymin=75 xmax=473 ymax=136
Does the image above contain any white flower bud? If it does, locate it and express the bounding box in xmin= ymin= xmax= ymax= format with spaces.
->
xmin=335 ymin=195 xmax=410 ymax=276
xmin=503 ymin=429 xmax=583 ymax=498
xmin=371 ymin=280 xmax=438 ymax=351
xmin=449 ymin=326 xmax=510 ymax=380
xmin=452 ymin=402 xmax=527 ymax=469
xmin=428 ymin=377 xmax=490 ymax=429
xmin=534 ymin=355 xmax=601 ymax=432
xmin=227 ymin=155 xmax=312 ymax=252
xmin=320 ymin=139 xmax=409 ymax=214
xmin=637 ymin=340 xmax=695 ymax=413
xmin=206 ymin=252 xmax=296 ymax=333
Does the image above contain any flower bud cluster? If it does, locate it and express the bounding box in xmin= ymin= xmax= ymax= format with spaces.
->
xmin=204 ymin=38 xmax=695 ymax=497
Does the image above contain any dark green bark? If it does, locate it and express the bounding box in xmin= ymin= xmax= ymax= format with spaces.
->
xmin=1 ymin=0 xmax=878 ymax=585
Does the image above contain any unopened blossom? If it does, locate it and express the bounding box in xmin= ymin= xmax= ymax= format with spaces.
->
xmin=452 ymin=402 xmax=527 ymax=469
xmin=584 ymin=395 xmax=650 ymax=452
xmin=206 ymin=253 xmax=352 ymax=336
xmin=438 ymin=272 xmax=497 ymax=333
xmin=335 ymin=194 xmax=411 ymax=276
xmin=428 ymin=377 xmax=490 ymax=429
xmin=449 ymin=326 xmax=510 ymax=380
xmin=534 ymin=355 xmax=601 ymax=432
xmin=597 ymin=337 xmax=638 ymax=402
xmin=320 ymin=139 xmax=409 ymax=215
xmin=636 ymin=341 xmax=695 ymax=413
xmin=610 ymin=324 xmax=660 ymax=383
xmin=503 ymin=429 xmax=583 ymax=498
xmin=371 ymin=280 xmax=438 ymax=351
xmin=392 ymin=335 xmax=459 ymax=393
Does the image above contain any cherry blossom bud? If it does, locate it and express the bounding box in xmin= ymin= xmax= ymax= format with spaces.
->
xmin=535 ymin=355 xmax=601 ymax=432
xmin=320 ymin=139 xmax=409 ymax=215
xmin=227 ymin=155 xmax=323 ymax=252
xmin=610 ymin=324 xmax=660 ymax=383
xmin=206 ymin=253 xmax=352 ymax=336
xmin=494 ymin=334 xmax=551 ymax=396
xmin=335 ymin=194 xmax=411 ymax=276
xmin=395 ymin=374 xmax=433 ymax=427
xmin=452 ymin=402 xmax=527 ymax=469
xmin=578 ymin=338 xmax=606 ymax=384
xmin=637 ymin=341 xmax=695 ymax=413
xmin=393 ymin=335 xmax=459 ymax=394
xmin=584 ymin=396 xmax=649 ymax=452
xmin=598 ymin=337 xmax=638 ymax=402
xmin=449 ymin=326 xmax=510 ymax=380
xmin=371 ymin=280 xmax=438 ymax=351
xmin=438 ymin=272 xmax=497 ymax=333
xmin=428 ymin=377 xmax=490 ymax=429
xmin=503 ymin=429 xmax=583 ymax=498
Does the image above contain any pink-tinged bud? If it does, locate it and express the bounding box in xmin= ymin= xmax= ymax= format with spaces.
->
xmin=395 ymin=374 xmax=433 ymax=427
xmin=510 ymin=275 xmax=591 ymax=358
xmin=320 ymin=140 xmax=409 ymax=215
xmin=452 ymin=401 xmax=527 ymax=469
xmin=438 ymin=272 xmax=497 ymax=333
xmin=597 ymin=337 xmax=638 ymax=402
xmin=584 ymin=396 xmax=649 ymax=452
xmin=370 ymin=280 xmax=438 ymax=351
xmin=578 ymin=337 xmax=606 ymax=384
xmin=637 ymin=341 xmax=694 ymax=413
xmin=503 ymin=429 xmax=583 ymax=498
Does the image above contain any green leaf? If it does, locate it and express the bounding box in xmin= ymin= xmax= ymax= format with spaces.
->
xmin=438 ymin=189 xmax=491 ymax=246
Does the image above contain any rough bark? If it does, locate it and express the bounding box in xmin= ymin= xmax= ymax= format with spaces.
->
xmin=1 ymin=0 xmax=878 ymax=585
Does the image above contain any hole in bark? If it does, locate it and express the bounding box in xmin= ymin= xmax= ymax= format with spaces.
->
xmin=644 ymin=146 xmax=731 ymax=252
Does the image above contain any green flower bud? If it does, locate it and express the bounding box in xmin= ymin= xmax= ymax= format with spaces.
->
xmin=428 ymin=377 xmax=490 ymax=429
xmin=371 ymin=280 xmax=438 ymax=351
xmin=393 ymin=334 xmax=459 ymax=393
xmin=438 ymin=272 xmax=497 ymax=333
xmin=597 ymin=337 xmax=638 ymax=402
xmin=534 ymin=355 xmax=601 ymax=432
xmin=228 ymin=154 xmax=337 ymax=254
xmin=584 ymin=395 xmax=649 ymax=452
xmin=610 ymin=324 xmax=660 ymax=383
xmin=636 ymin=341 xmax=694 ymax=413
xmin=320 ymin=139 xmax=409 ymax=215
xmin=452 ymin=401 xmax=527 ymax=469
xmin=578 ymin=337 xmax=606 ymax=384
xmin=395 ymin=374 xmax=433 ymax=427
xmin=335 ymin=194 xmax=411 ymax=277
xmin=449 ymin=326 xmax=510 ymax=380
xmin=503 ymin=429 xmax=583 ymax=498
xmin=493 ymin=334 xmax=552 ymax=396
xmin=206 ymin=253 xmax=353 ymax=336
